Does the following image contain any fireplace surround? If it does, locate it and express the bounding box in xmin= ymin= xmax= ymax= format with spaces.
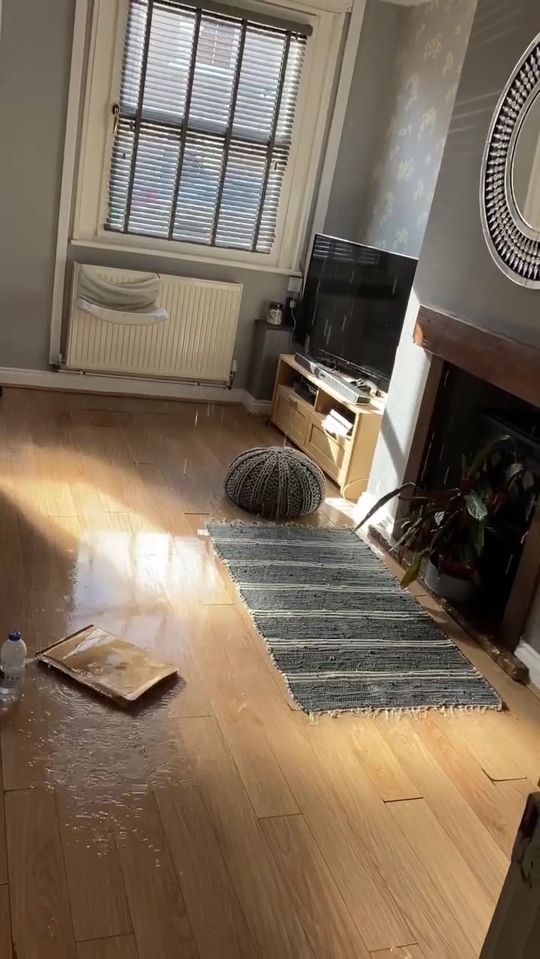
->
xmin=393 ymin=305 xmax=540 ymax=663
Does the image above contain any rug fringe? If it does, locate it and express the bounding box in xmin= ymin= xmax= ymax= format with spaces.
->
xmin=204 ymin=518 xmax=355 ymax=532
xmin=306 ymin=702 xmax=503 ymax=721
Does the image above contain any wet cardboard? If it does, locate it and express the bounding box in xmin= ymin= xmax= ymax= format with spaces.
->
xmin=37 ymin=625 xmax=178 ymax=704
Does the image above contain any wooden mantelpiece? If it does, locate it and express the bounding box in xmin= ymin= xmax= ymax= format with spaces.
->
xmin=406 ymin=304 xmax=540 ymax=661
xmin=414 ymin=306 xmax=540 ymax=408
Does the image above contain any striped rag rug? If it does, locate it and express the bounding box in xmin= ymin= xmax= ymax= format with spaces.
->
xmin=207 ymin=523 xmax=502 ymax=714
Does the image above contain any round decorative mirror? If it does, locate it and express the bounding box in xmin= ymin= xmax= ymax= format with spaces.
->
xmin=480 ymin=33 xmax=540 ymax=287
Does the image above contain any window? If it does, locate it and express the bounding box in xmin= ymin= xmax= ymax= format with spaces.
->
xmin=109 ymin=1 xmax=307 ymax=253
xmin=74 ymin=0 xmax=342 ymax=270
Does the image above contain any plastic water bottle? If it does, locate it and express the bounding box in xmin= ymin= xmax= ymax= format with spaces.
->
xmin=0 ymin=631 xmax=27 ymax=706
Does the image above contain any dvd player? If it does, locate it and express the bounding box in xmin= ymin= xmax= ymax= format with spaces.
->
xmin=294 ymin=353 xmax=372 ymax=405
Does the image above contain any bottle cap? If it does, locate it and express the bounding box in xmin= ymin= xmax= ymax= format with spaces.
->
xmin=8 ymin=631 xmax=21 ymax=642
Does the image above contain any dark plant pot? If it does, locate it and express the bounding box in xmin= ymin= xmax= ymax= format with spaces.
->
xmin=424 ymin=558 xmax=476 ymax=605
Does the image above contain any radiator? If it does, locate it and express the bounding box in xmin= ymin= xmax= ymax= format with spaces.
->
xmin=65 ymin=265 xmax=243 ymax=383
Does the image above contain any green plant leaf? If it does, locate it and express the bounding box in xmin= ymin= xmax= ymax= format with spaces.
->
xmin=471 ymin=519 xmax=485 ymax=556
xmin=477 ymin=479 xmax=493 ymax=500
xmin=465 ymin=491 xmax=488 ymax=521
xmin=400 ymin=554 xmax=422 ymax=588
xmin=395 ymin=515 xmax=424 ymax=550
xmin=353 ymin=482 xmax=417 ymax=532
xmin=506 ymin=462 xmax=525 ymax=483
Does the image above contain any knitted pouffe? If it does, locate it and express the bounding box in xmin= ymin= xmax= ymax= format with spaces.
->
xmin=225 ymin=447 xmax=326 ymax=519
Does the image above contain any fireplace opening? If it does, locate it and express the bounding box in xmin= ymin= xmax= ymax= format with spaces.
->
xmin=415 ymin=363 xmax=539 ymax=637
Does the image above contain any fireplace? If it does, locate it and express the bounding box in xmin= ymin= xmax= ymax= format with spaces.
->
xmin=396 ymin=306 xmax=540 ymax=662
xmin=418 ymin=363 xmax=539 ymax=632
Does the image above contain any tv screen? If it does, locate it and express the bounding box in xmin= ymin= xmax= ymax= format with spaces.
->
xmin=301 ymin=235 xmax=417 ymax=390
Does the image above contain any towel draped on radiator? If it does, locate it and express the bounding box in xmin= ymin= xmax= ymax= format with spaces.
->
xmin=77 ymin=266 xmax=168 ymax=324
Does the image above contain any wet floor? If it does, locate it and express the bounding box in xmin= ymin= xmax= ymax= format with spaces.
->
xmin=0 ymin=388 xmax=352 ymax=861
xmin=1 ymin=386 xmax=529 ymax=959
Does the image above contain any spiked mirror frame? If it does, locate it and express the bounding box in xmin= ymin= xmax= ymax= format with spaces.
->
xmin=480 ymin=32 xmax=540 ymax=288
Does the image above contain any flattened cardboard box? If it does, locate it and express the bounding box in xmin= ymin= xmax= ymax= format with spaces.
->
xmin=37 ymin=625 xmax=178 ymax=704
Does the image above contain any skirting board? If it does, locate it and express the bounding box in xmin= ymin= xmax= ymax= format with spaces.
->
xmin=0 ymin=366 xmax=272 ymax=416
xmin=242 ymin=393 xmax=272 ymax=415
xmin=515 ymin=641 xmax=540 ymax=689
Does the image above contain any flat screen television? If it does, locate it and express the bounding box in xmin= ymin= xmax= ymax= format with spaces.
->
xmin=299 ymin=234 xmax=417 ymax=391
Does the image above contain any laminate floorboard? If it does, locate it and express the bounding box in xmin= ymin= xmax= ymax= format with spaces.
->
xmin=5 ymin=788 xmax=77 ymax=959
xmin=261 ymin=813 xmax=371 ymax=958
xmin=57 ymin=788 xmax=133 ymax=942
xmin=0 ymin=387 xmax=539 ymax=958
xmin=155 ymin=783 xmax=256 ymax=959
xmin=388 ymin=798 xmax=495 ymax=955
xmin=180 ymin=716 xmax=314 ymax=958
xmin=114 ymin=791 xmax=198 ymax=959
xmin=414 ymin=712 xmax=529 ymax=858
xmin=0 ymin=751 xmax=6 ymax=885
xmin=0 ymin=884 xmax=12 ymax=959
xmin=76 ymin=936 xmax=139 ymax=959
xmin=381 ymin=718 xmax=509 ymax=902
xmin=370 ymin=947 xmax=425 ymax=959
xmin=306 ymin=721 xmax=478 ymax=958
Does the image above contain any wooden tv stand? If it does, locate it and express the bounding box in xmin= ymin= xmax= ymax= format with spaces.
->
xmin=271 ymin=354 xmax=384 ymax=501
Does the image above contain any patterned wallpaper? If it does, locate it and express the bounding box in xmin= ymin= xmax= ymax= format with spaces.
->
xmin=362 ymin=0 xmax=477 ymax=257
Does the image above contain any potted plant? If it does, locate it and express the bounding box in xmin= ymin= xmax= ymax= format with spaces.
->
xmin=355 ymin=435 xmax=525 ymax=603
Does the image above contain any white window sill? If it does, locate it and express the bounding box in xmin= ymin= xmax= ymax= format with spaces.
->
xmin=69 ymin=238 xmax=303 ymax=278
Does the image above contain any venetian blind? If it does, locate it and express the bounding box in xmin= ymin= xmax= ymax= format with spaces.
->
xmin=106 ymin=0 xmax=308 ymax=253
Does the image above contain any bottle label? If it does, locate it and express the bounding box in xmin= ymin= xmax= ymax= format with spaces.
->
xmin=1 ymin=670 xmax=24 ymax=687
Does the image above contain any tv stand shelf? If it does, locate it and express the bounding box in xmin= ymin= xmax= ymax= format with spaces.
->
xmin=271 ymin=354 xmax=384 ymax=501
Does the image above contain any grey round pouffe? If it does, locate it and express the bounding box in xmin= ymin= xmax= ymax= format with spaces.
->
xmin=225 ymin=447 xmax=326 ymax=519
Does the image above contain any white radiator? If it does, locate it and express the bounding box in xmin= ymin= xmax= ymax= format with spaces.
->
xmin=65 ymin=265 xmax=243 ymax=383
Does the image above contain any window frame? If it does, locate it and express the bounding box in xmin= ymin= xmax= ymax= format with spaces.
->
xmin=73 ymin=0 xmax=345 ymax=272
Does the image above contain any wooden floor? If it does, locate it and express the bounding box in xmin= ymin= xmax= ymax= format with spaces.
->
xmin=0 ymin=386 xmax=538 ymax=959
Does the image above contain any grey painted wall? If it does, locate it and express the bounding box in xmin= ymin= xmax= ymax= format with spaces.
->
xmin=362 ymin=0 xmax=477 ymax=257
xmin=367 ymin=0 xmax=540 ymax=652
xmin=324 ymin=0 xmax=477 ymax=255
xmin=0 ymin=0 xmax=74 ymax=370
xmin=324 ymin=0 xmax=407 ymax=241
xmin=414 ymin=0 xmax=540 ymax=346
